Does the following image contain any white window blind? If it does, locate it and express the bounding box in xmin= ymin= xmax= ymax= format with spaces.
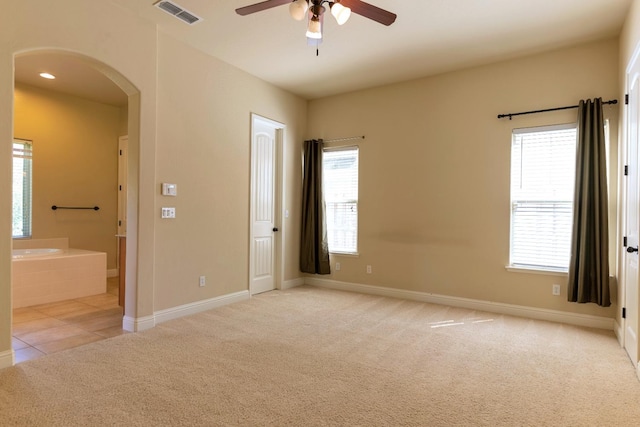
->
xmin=13 ymin=139 xmax=33 ymax=238
xmin=510 ymin=125 xmax=576 ymax=271
xmin=323 ymin=146 xmax=358 ymax=254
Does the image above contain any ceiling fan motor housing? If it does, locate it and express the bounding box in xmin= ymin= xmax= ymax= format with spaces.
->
xmin=310 ymin=3 xmax=326 ymax=17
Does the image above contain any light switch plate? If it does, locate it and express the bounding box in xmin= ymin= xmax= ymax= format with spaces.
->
xmin=162 ymin=183 xmax=177 ymax=196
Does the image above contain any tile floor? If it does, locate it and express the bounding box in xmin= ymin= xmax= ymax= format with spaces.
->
xmin=12 ymin=277 xmax=126 ymax=364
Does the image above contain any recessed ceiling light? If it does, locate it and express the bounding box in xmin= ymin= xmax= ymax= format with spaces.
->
xmin=39 ymin=72 xmax=55 ymax=79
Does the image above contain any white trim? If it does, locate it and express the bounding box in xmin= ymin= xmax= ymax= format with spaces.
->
xmin=615 ymin=319 xmax=624 ymax=346
xmin=323 ymin=146 xmax=359 ymax=255
xmin=281 ymin=278 xmax=305 ymax=290
xmin=249 ymin=113 xmax=285 ymax=296
xmin=512 ymin=122 xmax=577 ymax=134
xmin=305 ymin=277 xmax=614 ymax=330
xmin=154 ymin=290 xmax=249 ymax=324
xmin=622 ymin=42 xmax=640 ymax=371
xmin=330 ymin=251 xmax=360 ymax=257
xmin=122 ymin=314 xmax=155 ymax=332
xmin=505 ymin=265 xmax=567 ymax=277
xmin=277 ymin=127 xmax=287 ymax=296
xmin=0 ymin=349 xmax=14 ymax=369
xmin=122 ymin=290 xmax=251 ymax=332
xmin=107 ymin=269 xmax=118 ymax=278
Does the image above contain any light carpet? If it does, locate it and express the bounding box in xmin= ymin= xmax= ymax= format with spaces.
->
xmin=1 ymin=285 xmax=640 ymax=426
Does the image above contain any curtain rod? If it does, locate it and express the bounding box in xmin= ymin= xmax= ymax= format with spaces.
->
xmin=321 ymin=135 xmax=365 ymax=143
xmin=497 ymin=99 xmax=618 ymax=120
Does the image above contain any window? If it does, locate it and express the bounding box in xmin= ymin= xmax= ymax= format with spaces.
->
xmin=323 ymin=146 xmax=358 ymax=254
xmin=13 ymin=139 xmax=32 ymax=238
xmin=509 ymin=125 xmax=576 ymax=271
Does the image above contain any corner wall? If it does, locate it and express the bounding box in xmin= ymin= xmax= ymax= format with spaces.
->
xmin=307 ymin=38 xmax=620 ymax=319
xmin=1 ymin=0 xmax=306 ymax=368
xmin=1 ymin=0 xmax=157 ymax=367
xmin=152 ymin=32 xmax=306 ymax=311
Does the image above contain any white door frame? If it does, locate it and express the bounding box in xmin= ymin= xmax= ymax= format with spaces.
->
xmin=117 ymin=135 xmax=128 ymax=237
xmin=622 ymin=41 xmax=640 ymax=378
xmin=249 ymin=113 xmax=285 ymax=294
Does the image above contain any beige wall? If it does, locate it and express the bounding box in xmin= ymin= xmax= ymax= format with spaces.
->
xmin=13 ymin=83 xmax=121 ymax=269
xmin=308 ymin=38 xmax=620 ymax=319
xmin=119 ymin=105 xmax=128 ymax=137
xmin=152 ymin=33 xmax=306 ymax=311
xmin=621 ymin=0 xmax=640 ymax=65
xmin=1 ymin=0 xmax=159 ymax=361
xmin=0 ymin=0 xmax=633 ymax=368
xmin=0 ymin=0 xmax=305 ymax=365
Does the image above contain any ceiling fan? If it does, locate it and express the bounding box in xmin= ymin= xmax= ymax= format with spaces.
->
xmin=236 ymin=0 xmax=396 ymax=42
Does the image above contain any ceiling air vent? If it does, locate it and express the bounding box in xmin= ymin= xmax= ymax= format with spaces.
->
xmin=154 ymin=1 xmax=202 ymax=25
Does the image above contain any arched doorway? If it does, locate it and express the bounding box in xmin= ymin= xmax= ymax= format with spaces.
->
xmin=8 ymin=49 xmax=141 ymax=362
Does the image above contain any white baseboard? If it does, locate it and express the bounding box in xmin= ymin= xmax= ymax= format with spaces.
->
xmin=122 ymin=290 xmax=250 ymax=332
xmin=0 ymin=349 xmax=14 ymax=370
xmin=123 ymin=314 xmax=155 ymax=332
xmin=107 ymin=269 xmax=118 ymax=278
xmin=281 ymin=278 xmax=305 ymax=290
xmin=305 ymin=277 xmax=614 ymax=330
xmin=154 ymin=290 xmax=249 ymax=325
xmin=614 ymin=320 xmax=624 ymax=346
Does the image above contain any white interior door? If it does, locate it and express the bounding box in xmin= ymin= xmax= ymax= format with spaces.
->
xmin=624 ymin=52 xmax=640 ymax=368
xmin=250 ymin=115 xmax=281 ymax=295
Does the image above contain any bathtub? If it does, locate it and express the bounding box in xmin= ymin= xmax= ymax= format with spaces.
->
xmin=12 ymin=239 xmax=107 ymax=308
xmin=12 ymin=248 xmax=63 ymax=259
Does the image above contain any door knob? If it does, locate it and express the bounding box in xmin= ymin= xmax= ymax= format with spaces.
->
xmin=627 ymin=246 xmax=639 ymax=253
xmin=272 ymin=227 xmax=279 ymax=232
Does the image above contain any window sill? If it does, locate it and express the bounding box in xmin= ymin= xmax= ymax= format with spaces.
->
xmin=330 ymin=251 xmax=359 ymax=258
xmin=505 ymin=265 xmax=568 ymax=277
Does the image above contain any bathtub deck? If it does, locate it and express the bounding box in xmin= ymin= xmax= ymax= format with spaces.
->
xmin=12 ymin=249 xmax=107 ymax=309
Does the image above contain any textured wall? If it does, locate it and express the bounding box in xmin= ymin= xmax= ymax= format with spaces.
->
xmin=308 ymin=39 xmax=620 ymax=319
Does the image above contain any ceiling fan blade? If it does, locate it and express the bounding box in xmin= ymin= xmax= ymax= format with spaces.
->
xmin=236 ymin=0 xmax=292 ymax=16
xmin=340 ymin=0 xmax=397 ymax=26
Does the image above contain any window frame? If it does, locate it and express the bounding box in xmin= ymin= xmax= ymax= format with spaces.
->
xmin=323 ymin=145 xmax=359 ymax=255
xmin=508 ymin=123 xmax=577 ymax=273
xmin=13 ymin=138 xmax=33 ymax=239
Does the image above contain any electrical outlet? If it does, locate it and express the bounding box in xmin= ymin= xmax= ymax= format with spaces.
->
xmin=335 ymin=262 xmax=341 ymax=271
xmin=366 ymin=265 xmax=372 ymax=274
xmin=161 ymin=207 xmax=176 ymax=218
xmin=552 ymin=284 xmax=561 ymax=296
xmin=199 ymin=276 xmax=206 ymax=287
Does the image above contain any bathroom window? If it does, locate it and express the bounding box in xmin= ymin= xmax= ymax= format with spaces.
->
xmin=13 ymin=139 xmax=32 ymax=238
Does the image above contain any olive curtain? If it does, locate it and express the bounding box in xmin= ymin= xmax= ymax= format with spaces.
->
xmin=568 ymin=98 xmax=610 ymax=307
xmin=300 ymin=139 xmax=331 ymax=275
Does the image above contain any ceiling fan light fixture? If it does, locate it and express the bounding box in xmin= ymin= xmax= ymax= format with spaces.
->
xmin=235 ymin=0 xmax=396 ymax=52
xmin=330 ymin=2 xmax=351 ymax=25
xmin=289 ymin=0 xmax=309 ymax=21
xmin=306 ymin=15 xmax=322 ymax=39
